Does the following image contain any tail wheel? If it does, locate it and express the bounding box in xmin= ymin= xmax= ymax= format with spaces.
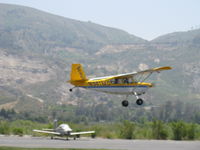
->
xmin=136 ymin=98 xmax=143 ymax=105
xmin=122 ymin=100 xmax=129 ymax=107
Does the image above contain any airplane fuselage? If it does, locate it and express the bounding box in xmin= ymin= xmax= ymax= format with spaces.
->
xmin=55 ymin=124 xmax=72 ymax=135
xmin=70 ymin=80 xmax=153 ymax=95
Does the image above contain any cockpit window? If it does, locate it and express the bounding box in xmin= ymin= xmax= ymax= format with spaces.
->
xmin=110 ymin=78 xmax=133 ymax=84
xmin=110 ymin=79 xmax=115 ymax=84
xmin=123 ymin=78 xmax=129 ymax=84
xmin=128 ymin=78 xmax=133 ymax=83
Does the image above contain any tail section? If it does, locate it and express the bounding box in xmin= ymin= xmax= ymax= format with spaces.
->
xmin=70 ymin=64 xmax=88 ymax=81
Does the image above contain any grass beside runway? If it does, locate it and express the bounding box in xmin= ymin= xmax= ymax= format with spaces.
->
xmin=0 ymin=147 xmax=108 ymax=150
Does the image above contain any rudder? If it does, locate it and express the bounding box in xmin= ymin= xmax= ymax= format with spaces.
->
xmin=70 ymin=64 xmax=88 ymax=81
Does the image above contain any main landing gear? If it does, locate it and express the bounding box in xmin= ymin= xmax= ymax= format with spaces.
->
xmin=136 ymin=98 xmax=143 ymax=105
xmin=122 ymin=100 xmax=129 ymax=107
xmin=121 ymin=93 xmax=144 ymax=107
xmin=121 ymin=98 xmax=144 ymax=107
xmin=134 ymin=92 xmax=144 ymax=106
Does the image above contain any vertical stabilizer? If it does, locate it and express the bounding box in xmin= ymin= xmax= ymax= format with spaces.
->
xmin=70 ymin=64 xmax=88 ymax=81
xmin=53 ymin=119 xmax=58 ymax=130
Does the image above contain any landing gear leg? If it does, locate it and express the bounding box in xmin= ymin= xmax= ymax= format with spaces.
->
xmin=134 ymin=92 xmax=144 ymax=105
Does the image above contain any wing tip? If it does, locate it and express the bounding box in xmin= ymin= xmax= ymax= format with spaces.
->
xmin=154 ymin=66 xmax=172 ymax=71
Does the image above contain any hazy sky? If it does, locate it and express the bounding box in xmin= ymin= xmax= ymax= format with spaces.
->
xmin=0 ymin=0 xmax=200 ymax=40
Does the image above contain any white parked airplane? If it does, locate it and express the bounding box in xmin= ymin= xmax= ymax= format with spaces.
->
xmin=33 ymin=121 xmax=95 ymax=140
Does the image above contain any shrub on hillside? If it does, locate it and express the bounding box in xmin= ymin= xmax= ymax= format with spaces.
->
xmin=152 ymin=120 xmax=168 ymax=139
xmin=0 ymin=121 xmax=10 ymax=135
xmin=12 ymin=128 xmax=23 ymax=136
xmin=120 ymin=120 xmax=135 ymax=139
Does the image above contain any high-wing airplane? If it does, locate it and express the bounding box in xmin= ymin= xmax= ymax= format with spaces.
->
xmin=68 ymin=64 xmax=172 ymax=107
xmin=33 ymin=121 xmax=95 ymax=140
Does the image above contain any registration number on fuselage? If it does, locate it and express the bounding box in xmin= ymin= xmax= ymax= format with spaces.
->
xmin=88 ymin=81 xmax=111 ymax=86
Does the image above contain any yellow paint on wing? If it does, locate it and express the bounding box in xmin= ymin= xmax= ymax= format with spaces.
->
xmin=153 ymin=66 xmax=172 ymax=71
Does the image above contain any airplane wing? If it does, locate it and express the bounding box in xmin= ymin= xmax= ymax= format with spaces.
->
xmin=90 ymin=66 xmax=172 ymax=82
xmin=33 ymin=129 xmax=61 ymax=135
xmin=42 ymin=129 xmax=54 ymax=131
xmin=108 ymin=66 xmax=172 ymax=82
xmin=70 ymin=131 xmax=95 ymax=136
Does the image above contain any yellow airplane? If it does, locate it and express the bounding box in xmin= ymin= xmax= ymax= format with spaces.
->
xmin=68 ymin=64 xmax=172 ymax=107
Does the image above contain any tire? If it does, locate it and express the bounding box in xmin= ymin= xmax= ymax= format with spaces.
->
xmin=122 ymin=100 xmax=129 ymax=107
xmin=136 ymin=98 xmax=143 ymax=105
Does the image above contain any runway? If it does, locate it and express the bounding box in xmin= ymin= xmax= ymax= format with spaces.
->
xmin=0 ymin=135 xmax=200 ymax=150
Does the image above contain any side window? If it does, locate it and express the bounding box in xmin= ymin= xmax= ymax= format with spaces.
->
xmin=123 ymin=78 xmax=129 ymax=84
xmin=110 ymin=78 xmax=134 ymax=84
xmin=128 ymin=78 xmax=133 ymax=83
xmin=118 ymin=79 xmax=123 ymax=84
xmin=115 ymin=79 xmax=119 ymax=84
xmin=110 ymin=78 xmax=121 ymax=84
xmin=110 ymin=79 xmax=115 ymax=84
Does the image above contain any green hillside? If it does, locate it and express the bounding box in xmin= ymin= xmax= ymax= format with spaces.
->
xmin=0 ymin=3 xmax=146 ymax=54
xmin=152 ymin=29 xmax=200 ymax=44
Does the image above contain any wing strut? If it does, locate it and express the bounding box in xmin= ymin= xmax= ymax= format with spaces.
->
xmin=137 ymin=72 xmax=153 ymax=82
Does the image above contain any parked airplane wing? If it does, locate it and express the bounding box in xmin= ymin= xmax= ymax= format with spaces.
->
xmin=33 ymin=129 xmax=61 ymax=135
xmin=70 ymin=131 xmax=95 ymax=136
xmin=42 ymin=129 xmax=54 ymax=131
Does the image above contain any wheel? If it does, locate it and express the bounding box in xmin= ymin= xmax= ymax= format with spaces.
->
xmin=136 ymin=98 xmax=143 ymax=105
xmin=122 ymin=100 xmax=129 ymax=107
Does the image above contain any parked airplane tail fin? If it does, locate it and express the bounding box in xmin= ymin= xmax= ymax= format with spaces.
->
xmin=70 ymin=64 xmax=88 ymax=81
xmin=53 ymin=119 xmax=58 ymax=130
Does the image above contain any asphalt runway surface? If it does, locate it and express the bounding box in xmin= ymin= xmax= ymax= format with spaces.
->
xmin=0 ymin=135 xmax=200 ymax=150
